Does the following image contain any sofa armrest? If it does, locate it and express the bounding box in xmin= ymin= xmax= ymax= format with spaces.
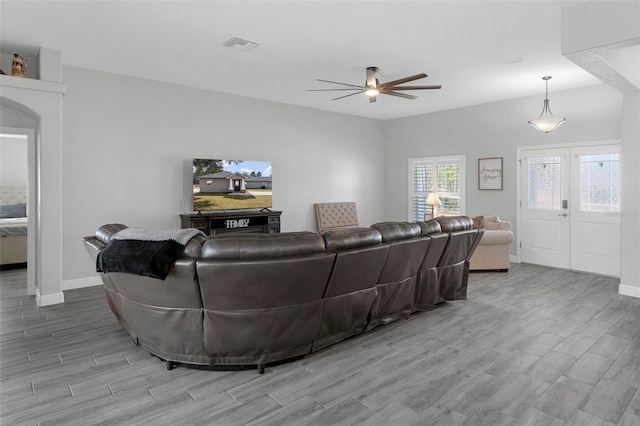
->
xmin=480 ymin=230 xmax=513 ymax=245
xmin=95 ymin=223 xmax=128 ymax=244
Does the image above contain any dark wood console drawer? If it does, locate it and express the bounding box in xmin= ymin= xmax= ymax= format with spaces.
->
xmin=211 ymin=226 xmax=265 ymax=236
xmin=180 ymin=210 xmax=282 ymax=236
xmin=190 ymin=220 xmax=208 ymax=230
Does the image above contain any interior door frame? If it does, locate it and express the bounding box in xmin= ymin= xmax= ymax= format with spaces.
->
xmin=1 ymin=126 xmax=37 ymax=295
xmin=515 ymin=139 xmax=621 ymax=265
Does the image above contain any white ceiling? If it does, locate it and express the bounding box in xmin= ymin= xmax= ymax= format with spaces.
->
xmin=0 ymin=0 xmax=602 ymax=120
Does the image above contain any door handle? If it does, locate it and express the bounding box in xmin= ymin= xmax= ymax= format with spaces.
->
xmin=558 ymin=213 xmax=568 ymax=217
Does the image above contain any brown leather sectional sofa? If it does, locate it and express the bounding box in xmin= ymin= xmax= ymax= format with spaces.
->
xmin=83 ymin=216 xmax=483 ymax=373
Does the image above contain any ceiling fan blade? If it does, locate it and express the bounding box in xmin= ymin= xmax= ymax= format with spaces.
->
xmin=331 ymin=90 xmax=365 ymax=101
xmin=379 ymin=73 xmax=428 ymax=88
xmin=307 ymin=88 xmax=367 ymax=92
xmin=316 ymin=79 xmax=364 ymax=89
xmin=380 ymin=91 xmax=417 ymax=100
xmin=386 ymin=85 xmax=442 ymax=90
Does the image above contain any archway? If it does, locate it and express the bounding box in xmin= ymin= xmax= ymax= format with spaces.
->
xmin=0 ymin=125 xmax=36 ymax=295
xmin=1 ymin=77 xmax=65 ymax=305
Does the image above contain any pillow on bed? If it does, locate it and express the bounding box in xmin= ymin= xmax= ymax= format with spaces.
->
xmin=0 ymin=203 xmax=27 ymax=218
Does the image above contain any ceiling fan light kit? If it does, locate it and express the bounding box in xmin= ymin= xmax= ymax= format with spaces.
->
xmin=308 ymin=66 xmax=442 ymax=103
xmin=529 ymin=76 xmax=566 ymax=133
xmin=365 ymin=87 xmax=379 ymax=96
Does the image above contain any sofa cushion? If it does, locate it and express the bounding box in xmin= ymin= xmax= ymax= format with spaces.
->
xmin=472 ymin=215 xmax=512 ymax=231
xmin=484 ymin=216 xmax=511 ymax=231
xmin=472 ymin=216 xmax=484 ymax=229
xmin=322 ymin=228 xmax=382 ymax=252
xmin=435 ymin=216 xmax=472 ymax=233
xmin=182 ymin=235 xmax=206 ymax=258
xmin=370 ymin=222 xmax=421 ymax=242
xmin=201 ymin=232 xmax=325 ymax=259
xmin=416 ymin=219 xmax=442 ymax=236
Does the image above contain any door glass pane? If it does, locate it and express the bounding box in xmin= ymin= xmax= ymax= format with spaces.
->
xmin=579 ymin=153 xmax=620 ymax=212
xmin=528 ymin=156 xmax=561 ymax=209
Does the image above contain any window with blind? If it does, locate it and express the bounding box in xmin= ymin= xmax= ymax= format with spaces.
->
xmin=409 ymin=155 xmax=466 ymax=221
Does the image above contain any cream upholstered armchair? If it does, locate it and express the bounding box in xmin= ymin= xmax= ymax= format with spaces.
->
xmin=314 ymin=202 xmax=359 ymax=233
xmin=469 ymin=216 xmax=513 ymax=271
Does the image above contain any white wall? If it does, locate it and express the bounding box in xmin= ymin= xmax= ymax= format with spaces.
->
xmin=47 ymin=65 xmax=637 ymax=292
xmin=561 ymin=0 xmax=640 ymax=296
xmin=382 ymin=83 xmax=623 ymax=254
xmin=0 ymin=105 xmax=37 ymax=129
xmin=562 ymin=1 xmax=639 ymax=57
xmin=620 ymin=91 xmax=640 ymax=296
xmin=62 ymin=66 xmax=384 ymax=283
xmin=0 ymin=135 xmax=27 ymax=186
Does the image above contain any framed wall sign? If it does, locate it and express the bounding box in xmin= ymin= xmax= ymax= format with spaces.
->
xmin=478 ymin=157 xmax=503 ymax=190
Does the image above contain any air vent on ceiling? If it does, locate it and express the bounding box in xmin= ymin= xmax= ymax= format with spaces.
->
xmin=221 ymin=36 xmax=260 ymax=52
xmin=501 ymin=56 xmax=523 ymax=65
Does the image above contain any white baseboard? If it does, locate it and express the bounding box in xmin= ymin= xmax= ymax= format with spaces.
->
xmin=510 ymin=255 xmax=520 ymax=263
xmin=36 ymin=288 xmax=64 ymax=306
xmin=32 ymin=276 xmax=102 ymax=306
xmin=62 ymin=276 xmax=103 ymax=291
xmin=619 ymin=284 xmax=640 ymax=298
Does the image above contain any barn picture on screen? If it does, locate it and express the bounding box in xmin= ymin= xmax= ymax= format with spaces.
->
xmin=192 ymin=159 xmax=272 ymax=212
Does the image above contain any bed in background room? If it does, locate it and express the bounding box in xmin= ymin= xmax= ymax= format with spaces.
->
xmin=0 ymin=185 xmax=28 ymax=266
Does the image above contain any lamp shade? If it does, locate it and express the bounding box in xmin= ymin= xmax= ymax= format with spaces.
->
xmin=528 ymin=101 xmax=566 ymax=133
xmin=365 ymin=87 xmax=379 ymax=97
xmin=426 ymin=191 xmax=441 ymax=206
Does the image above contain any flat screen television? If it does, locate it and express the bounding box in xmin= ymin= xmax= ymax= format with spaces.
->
xmin=192 ymin=159 xmax=272 ymax=212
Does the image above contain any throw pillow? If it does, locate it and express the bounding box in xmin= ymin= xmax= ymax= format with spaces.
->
xmin=0 ymin=203 xmax=27 ymax=218
xmin=472 ymin=216 xmax=484 ymax=229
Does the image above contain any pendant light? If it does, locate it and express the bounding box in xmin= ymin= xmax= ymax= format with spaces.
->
xmin=528 ymin=76 xmax=565 ymax=133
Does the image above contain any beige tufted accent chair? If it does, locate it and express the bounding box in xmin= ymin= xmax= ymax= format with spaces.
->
xmin=469 ymin=215 xmax=513 ymax=271
xmin=314 ymin=202 xmax=359 ymax=233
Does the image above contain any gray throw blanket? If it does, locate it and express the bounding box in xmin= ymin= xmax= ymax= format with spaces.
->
xmin=97 ymin=227 xmax=206 ymax=280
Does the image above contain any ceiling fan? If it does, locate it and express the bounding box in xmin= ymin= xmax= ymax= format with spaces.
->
xmin=308 ymin=66 xmax=442 ymax=103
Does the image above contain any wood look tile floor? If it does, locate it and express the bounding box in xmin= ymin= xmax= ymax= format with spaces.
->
xmin=1 ymin=263 xmax=640 ymax=425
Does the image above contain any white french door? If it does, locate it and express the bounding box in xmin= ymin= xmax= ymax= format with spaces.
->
xmin=522 ymin=148 xmax=571 ymax=269
xmin=521 ymin=143 xmax=621 ymax=277
xmin=569 ymin=145 xmax=621 ymax=276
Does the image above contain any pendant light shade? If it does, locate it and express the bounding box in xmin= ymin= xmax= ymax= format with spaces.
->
xmin=528 ymin=76 xmax=565 ymax=133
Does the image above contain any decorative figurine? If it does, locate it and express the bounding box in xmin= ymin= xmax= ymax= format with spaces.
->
xmin=11 ymin=53 xmax=27 ymax=77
